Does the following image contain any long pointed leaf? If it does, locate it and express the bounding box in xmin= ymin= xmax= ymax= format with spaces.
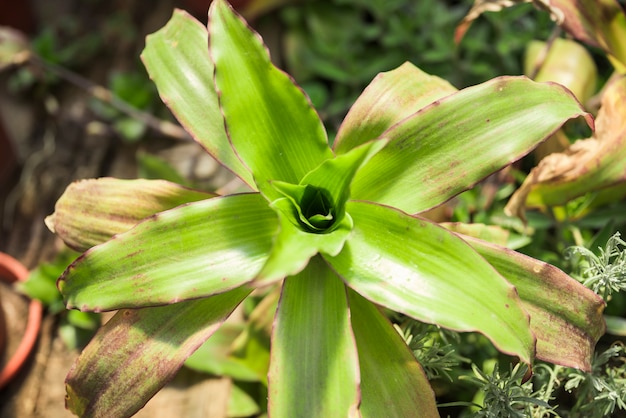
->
xmin=327 ymin=200 xmax=535 ymax=363
xmin=59 ymin=193 xmax=277 ymax=311
xmin=349 ymin=290 xmax=438 ymax=418
xmin=268 ymin=256 xmax=360 ymax=417
xmin=334 ymin=62 xmax=456 ymax=154
xmin=208 ymin=0 xmax=333 ymax=199
xmin=141 ymin=10 xmax=254 ymax=186
xmin=349 ymin=77 xmax=593 ymax=214
xmin=462 ymin=234 xmax=605 ymax=371
xmin=45 ymin=178 xmax=215 ymax=252
xmin=65 ymin=287 xmax=249 ymax=418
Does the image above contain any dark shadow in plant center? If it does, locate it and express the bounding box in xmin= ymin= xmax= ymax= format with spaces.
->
xmin=300 ymin=185 xmax=335 ymax=232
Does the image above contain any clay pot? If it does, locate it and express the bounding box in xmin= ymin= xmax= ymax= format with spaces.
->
xmin=0 ymin=252 xmax=42 ymax=390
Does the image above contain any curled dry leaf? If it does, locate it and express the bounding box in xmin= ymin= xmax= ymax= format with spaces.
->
xmin=454 ymin=0 xmax=554 ymax=45
xmin=506 ymin=76 xmax=626 ymax=219
xmin=456 ymin=0 xmax=626 ymax=70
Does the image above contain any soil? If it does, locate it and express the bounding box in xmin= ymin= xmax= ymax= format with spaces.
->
xmin=0 ymin=0 xmax=237 ymax=416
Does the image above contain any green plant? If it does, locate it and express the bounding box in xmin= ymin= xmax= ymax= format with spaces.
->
xmin=563 ymin=342 xmax=626 ymax=418
xmin=447 ymin=342 xmax=626 ymax=418
xmin=467 ymin=362 xmax=554 ymax=418
xmin=45 ymin=1 xmax=606 ymax=416
xmin=397 ymin=321 xmax=464 ymax=382
xmin=567 ymin=232 xmax=626 ymax=300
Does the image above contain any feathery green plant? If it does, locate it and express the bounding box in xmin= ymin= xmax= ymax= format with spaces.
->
xmin=567 ymin=232 xmax=626 ymax=300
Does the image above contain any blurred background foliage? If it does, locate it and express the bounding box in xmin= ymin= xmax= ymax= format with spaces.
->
xmin=270 ymin=0 xmax=556 ymax=134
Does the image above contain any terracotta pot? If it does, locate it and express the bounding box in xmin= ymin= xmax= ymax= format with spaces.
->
xmin=0 ymin=252 xmax=42 ymax=390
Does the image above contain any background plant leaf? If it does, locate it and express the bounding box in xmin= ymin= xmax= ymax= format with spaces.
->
xmin=326 ymin=200 xmax=535 ymax=363
xmin=209 ymin=0 xmax=333 ymax=200
xmin=59 ymin=193 xmax=277 ymax=311
xmin=141 ymin=9 xmax=255 ymax=186
xmin=184 ymin=323 xmax=259 ymax=381
xmin=525 ymin=38 xmax=597 ymax=105
xmin=349 ymin=76 xmax=592 ymax=214
xmin=268 ymin=256 xmax=360 ymax=418
xmin=65 ymin=287 xmax=249 ymax=418
xmin=440 ymin=222 xmax=510 ymax=247
xmin=229 ymin=289 xmax=280 ymax=385
xmin=45 ymin=178 xmax=214 ymax=252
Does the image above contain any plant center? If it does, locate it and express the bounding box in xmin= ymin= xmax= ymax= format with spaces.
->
xmin=300 ymin=186 xmax=334 ymax=232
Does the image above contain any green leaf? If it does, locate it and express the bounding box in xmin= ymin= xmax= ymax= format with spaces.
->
xmin=252 ymin=212 xmax=353 ymax=286
xmin=525 ymin=38 xmax=597 ymax=104
xmin=228 ymin=382 xmax=262 ymax=418
xmin=349 ymin=77 xmax=593 ymax=214
xmin=136 ymin=152 xmax=191 ymax=186
xmin=326 ymin=200 xmax=535 ymax=363
xmin=65 ymin=287 xmax=248 ymax=418
xmin=66 ymin=309 xmax=100 ymax=331
xmin=463 ymin=234 xmax=606 ymax=372
xmin=18 ymin=248 xmax=79 ymax=312
xmin=141 ymin=9 xmax=254 ymax=186
xmin=267 ymin=256 xmax=359 ymax=417
xmin=349 ymin=290 xmax=439 ymax=418
xmin=184 ymin=323 xmax=260 ymax=381
xmin=271 ymin=183 xmax=337 ymax=232
xmin=58 ymin=193 xmax=277 ymax=311
xmin=334 ymin=62 xmax=456 ymax=154
xmin=440 ymin=222 xmax=510 ymax=247
xmin=45 ymin=178 xmax=215 ymax=252
xmin=208 ymin=0 xmax=333 ymax=199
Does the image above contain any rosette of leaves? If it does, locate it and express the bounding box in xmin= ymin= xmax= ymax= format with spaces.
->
xmin=46 ymin=1 xmax=606 ymax=416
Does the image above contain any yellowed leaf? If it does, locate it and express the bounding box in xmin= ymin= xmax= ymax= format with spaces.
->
xmin=506 ymin=76 xmax=626 ymax=218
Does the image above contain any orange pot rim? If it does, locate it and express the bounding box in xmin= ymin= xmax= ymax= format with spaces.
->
xmin=0 ymin=252 xmax=42 ymax=390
